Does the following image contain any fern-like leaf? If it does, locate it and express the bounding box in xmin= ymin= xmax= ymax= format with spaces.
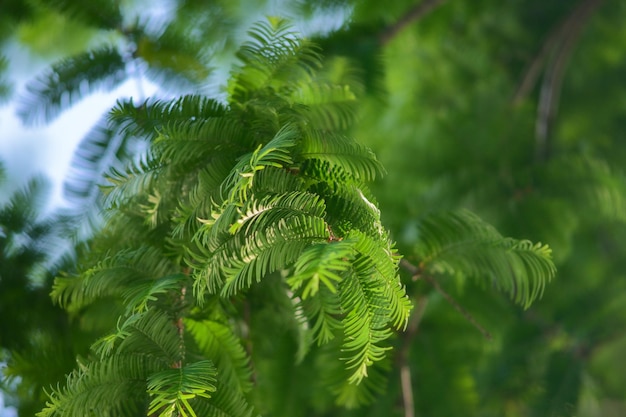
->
xmin=109 ymin=95 xmax=230 ymax=141
xmin=52 ymin=246 xmax=176 ymax=310
xmin=147 ymin=360 xmax=217 ymax=417
xmin=414 ymin=210 xmax=556 ymax=308
xmin=186 ymin=318 xmax=252 ymax=393
xmin=37 ymin=354 xmax=159 ymax=417
xmin=187 ymin=382 xmax=259 ymax=417
xmin=287 ymin=240 xmax=354 ymax=298
xmin=18 ymin=47 xmax=127 ymax=125
xmin=228 ymin=19 xmax=322 ymax=102
xmin=193 ymin=215 xmax=329 ymax=297
xmin=222 ymin=124 xmax=298 ymax=204
xmin=291 ymin=83 xmax=358 ymax=130
xmin=299 ymin=130 xmax=385 ymax=181
xmin=94 ymin=309 xmax=181 ymax=362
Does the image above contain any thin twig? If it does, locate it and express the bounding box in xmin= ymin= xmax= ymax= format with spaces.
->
xmin=242 ymin=300 xmax=257 ymax=384
xmin=423 ymin=275 xmax=492 ymax=340
xmin=379 ymin=0 xmax=448 ymax=45
xmin=173 ymin=286 xmax=187 ymax=369
xmin=400 ymin=366 xmax=414 ymax=417
xmin=513 ymin=0 xmax=603 ymax=106
xmin=396 ymin=297 xmax=429 ymax=417
xmin=535 ymin=0 xmax=603 ymax=161
xmin=512 ymin=23 xmax=567 ymax=106
xmin=399 ymin=258 xmax=423 ymax=280
xmin=399 ymin=259 xmax=492 ymax=340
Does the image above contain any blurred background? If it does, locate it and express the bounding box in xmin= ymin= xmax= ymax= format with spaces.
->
xmin=1 ymin=0 xmax=626 ymax=416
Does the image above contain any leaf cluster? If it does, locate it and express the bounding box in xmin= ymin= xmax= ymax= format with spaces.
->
xmin=40 ymin=19 xmax=412 ymax=416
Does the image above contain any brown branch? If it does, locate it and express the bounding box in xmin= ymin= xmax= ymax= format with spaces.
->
xmin=535 ymin=0 xmax=604 ymax=161
xmin=379 ymin=0 xmax=448 ymax=45
xmin=399 ymin=260 xmax=492 ymax=340
xmin=513 ymin=0 xmax=604 ymax=106
xmin=173 ymin=286 xmax=187 ymax=369
xmin=423 ymin=275 xmax=492 ymax=340
xmin=399 ymin=258 xmax=423 ymax=280
xmin=396 ymin=297 xmax=429 ymax=417
xmin=242 ymin=300 xmax=257 ymax=384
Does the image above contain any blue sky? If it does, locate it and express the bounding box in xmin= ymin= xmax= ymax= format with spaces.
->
xmin=0 ymin=41 xmax=154 ymax=211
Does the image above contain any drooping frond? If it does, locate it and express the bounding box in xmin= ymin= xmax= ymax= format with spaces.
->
xmin=103 ymin=155 xmax=163 ymax=209
xmin=18 ymin=47 xmax=127 ymax=125
xmin=93 ymin=308 xmax=182 ymax=362
xmin=290 ymin=83 xmax=358 ymax=130
xmin=288 ymin=233 xmax=410 ymax=384
xmin=146 ymin=360 xmax=217 ymax=417
xmin=37 ymin=354 xmax=159 ymax=417
xmin=298 ymin=284 xmax=342 ymax=345
xmin=186 ymin=382 xmax=259 ymax=417
xmin=337 ymin=232 xmax=410 ymax=385
xmin=186 ymin=318 xmax=252 ymax=393
xmin=413 ymin=210 xmax=556 ymax=308
xmin=109 ymin=95 xmax=230 ymax=141
xmin=193 ymin=214 xmax=329 ymax=298
xmin=288 ymin=240 xmax=355 ymax=298
xmin=348 ymin=231 xmax=411 ymax=330
xmin=228 ymin=19 xmax=323 ymax=102
xmin=221 ymin=124 xmax=298 ymax=204
xmin=52 ymin=246 xmax=177 ymax=310
xmin=299 ymin=130 xmax=385 ymax=181
xmin=339 ymin=279 xmax=391 ymax=382
xmin=62 ymin=113 xmax=121 ymax=205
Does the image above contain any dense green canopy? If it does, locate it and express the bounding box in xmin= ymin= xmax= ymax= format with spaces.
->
xmin=1 ymin=1 xmax=625 ymax=416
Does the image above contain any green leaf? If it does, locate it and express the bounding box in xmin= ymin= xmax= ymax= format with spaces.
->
xmin=414 ymin=210 xmax=556 ymax=308
xmin=228 ymin=19 xmax=322 ymax=102
xmin=37 ymin=354 xmax=159 ymax=417
xmin=288 ymin=240 xmax=355 ymax=298
xmin=299 ymin=130 xmax=385 ymax=181
xmin=186 ymin=318 xmax=252 ymax=393
xmin=18 ymin=47 xmax=127 ymax=125
xmin=147 ymin=360 xmax=218 ymax=417
xmin=222 ymin=124 xmax=298 ymax=204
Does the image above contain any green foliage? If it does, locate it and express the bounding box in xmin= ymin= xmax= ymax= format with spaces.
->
xmin=0 ymin=168 xmax=95 ymax=416
xmin=412 ymin=210 xmax=555 ymax=308
xmin=13 ymin=0 xmax=626 ymax=415
xmin=37 ymin=0 xmax=122 ymax=29
xmin=34 ymin=20 xmax=428 ymax=416
xmin=17 ymin=47 xmax=127 ymax=125
xmin=147 ymin=360 xmax=217 ymax=417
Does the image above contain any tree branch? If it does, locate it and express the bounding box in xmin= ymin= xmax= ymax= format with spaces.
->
xmin=396 ymin=297 xmax=428 ymax=417
xmin=379 ymin=0 xmax=448 ymax=45
xmin=513 ymin=0 xmax=603 ymax=106
xmin=535 ymin=0 xmax=604 ymax=161
xmin=424 ymin=274 xmax=492 ymax=340
xmin=399 ymin=259 xmax=492 ymax=340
